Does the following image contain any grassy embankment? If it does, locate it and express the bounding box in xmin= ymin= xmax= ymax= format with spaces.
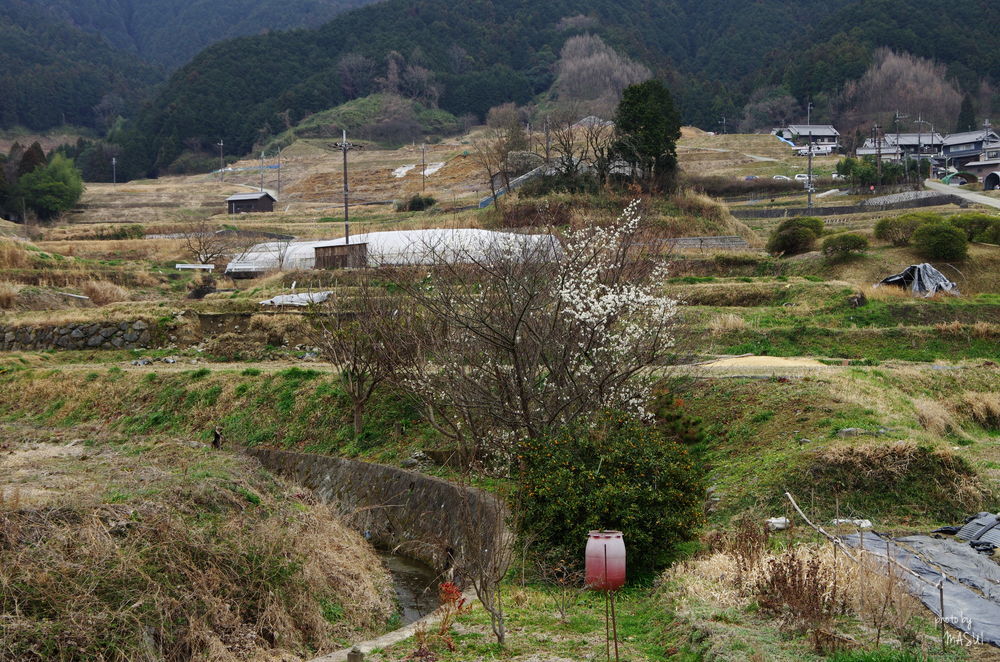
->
xmin=0 ymin=422 xmax=394 ymax=661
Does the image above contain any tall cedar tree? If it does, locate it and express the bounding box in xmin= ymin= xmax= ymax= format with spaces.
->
xmin=955 ymin=94 xmax=977 ymax=133
xmin=614 ymin=80 xmax=681 ymax=191
xmin=17 ymin=142 xmax=47 ymax=177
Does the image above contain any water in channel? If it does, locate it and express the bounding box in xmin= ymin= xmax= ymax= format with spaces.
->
xmin=380 ymin=553 xmax=442 ymax=625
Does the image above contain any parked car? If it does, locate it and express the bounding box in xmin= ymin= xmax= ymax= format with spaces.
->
xmin=831 ymin=173 xmax=845 ymax=180
xmin=794 ymin=174 xmax=813 ymax=182
xmin=744 ymin=175 xmax=759 ymax=181
xmin=773 ymin=175 xmax=791 ymax=181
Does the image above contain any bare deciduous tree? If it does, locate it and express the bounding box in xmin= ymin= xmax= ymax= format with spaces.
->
xmin=554 ymin=35 xmax=650 ymax=117
xmin=837 ymin=48 xmax=962 ymax=135
xmin=178 ymin=219 xmax=259 ymax=265
xmin=309 ymin=280 xmax=416 ymax=438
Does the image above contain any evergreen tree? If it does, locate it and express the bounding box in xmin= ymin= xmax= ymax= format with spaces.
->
xmin=19 ymin=154 xmax=84 ymax=221
xmin=613 ymin=80 xmax=681 ymax=191
xmin=955 ymin=94 xmax=976 ymax=132
xmin=17 ymin=142 xmax=48 ymax=177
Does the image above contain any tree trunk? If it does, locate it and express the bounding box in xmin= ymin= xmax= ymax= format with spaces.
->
xmin=353 ymin=400 xmax=364 ymax=438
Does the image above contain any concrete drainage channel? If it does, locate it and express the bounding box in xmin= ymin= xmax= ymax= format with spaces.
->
xmin=245 ymin=448 xmax=505 ymax=661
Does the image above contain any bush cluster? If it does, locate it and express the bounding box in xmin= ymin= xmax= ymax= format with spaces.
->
xmin=912 ymin=222 xmax=968 ymax=261
xmin=873 ymin=214 xmax=928 ymax=246
xmin=396 ymin=194 xmax=436 ymax=212
xmin=821 ymin=233 xmax=869 ymax=257
xmin=766 ymin=217 xmax=824 ymax=256
xmin=872 ymin=211 xmax=1000 ymax=259
xmin=515 ymin=411 xmax=704 ymax=574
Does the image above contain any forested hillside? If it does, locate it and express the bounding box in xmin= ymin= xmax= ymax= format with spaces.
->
xmin=125 ymin=0 xmax=998 ymax=173
xmin=0 ymin=1 xmax=162 ymax=130
xmin=19 ymin=0 xmax=378 ymax=70
xmin=0 ymin=0 xmax=378 ymax=131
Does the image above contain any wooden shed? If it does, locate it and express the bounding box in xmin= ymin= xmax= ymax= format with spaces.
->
xmin=315 ymin=243 xmax=368 ymax=269
xmin=226 ymin=192 xmax=275 ymax=214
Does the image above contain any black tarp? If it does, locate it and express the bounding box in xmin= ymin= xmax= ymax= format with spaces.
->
xmin=876 ymin=263 xmax=959 ymax=297
xmin=844 ymin=532 xmax=1000 ymax=647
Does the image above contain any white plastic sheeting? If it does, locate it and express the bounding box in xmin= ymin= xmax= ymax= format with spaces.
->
xmin=232 ymin=229 xmax=561 ymax=273
xmin=259 ymin=291 xmax=333 ymax=307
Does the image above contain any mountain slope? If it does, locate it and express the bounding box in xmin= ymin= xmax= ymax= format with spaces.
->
xmin=0 ymin=0 xmax=162 ymax=130
xmin=21 ymin=0 xmax=380 ymax=70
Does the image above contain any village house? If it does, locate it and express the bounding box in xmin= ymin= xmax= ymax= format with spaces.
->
xmin=940 ymin=128 xmax=1000 ymax=170
xmin=775 ymin=124 xmax=841 ymax=149
xmin=856 ymin=132 xmax=944 ymax=161
xmin=226 ymin=191 xmax=275 ymax=214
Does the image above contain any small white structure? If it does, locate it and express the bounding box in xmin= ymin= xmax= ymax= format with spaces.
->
xmin=174 ymin=263 xmax=215 ymax=272
xmin=229 ymin=229 xmax=561 ymax=274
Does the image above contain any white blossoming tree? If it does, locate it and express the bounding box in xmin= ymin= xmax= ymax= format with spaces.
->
xmin=388 ymin=199 xmax=679 ymax=466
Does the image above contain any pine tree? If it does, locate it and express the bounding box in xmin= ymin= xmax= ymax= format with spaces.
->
xmin=955 ymin=94 xmax=976 ymax=133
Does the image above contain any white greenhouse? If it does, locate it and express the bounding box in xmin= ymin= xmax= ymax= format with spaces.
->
xmin=226 ymin=228 xmax=561 ymax=274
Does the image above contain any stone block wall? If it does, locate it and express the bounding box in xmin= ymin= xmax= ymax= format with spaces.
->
xmin=0 ymin=319 xmax=155 ymax=351
xmin=247 ymin=448 xmax=506 ymax=575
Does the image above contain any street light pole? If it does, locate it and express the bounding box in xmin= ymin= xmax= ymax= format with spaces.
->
xmin=112 ymin=157 xmax=117 ymax=188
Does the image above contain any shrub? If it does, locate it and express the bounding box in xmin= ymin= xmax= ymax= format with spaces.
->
xmin=873 ymin=214 xmax=926 ymax=246
xmin=912 ymin=222 xmax=968 ymax=260
xmin=395 ymin=194 xmax=436 ymax=212
xmin=948 ymin=212 xmax=998 ymax=241
xmin=766 ymin=217 xmax=823 ymax=256
xmin=767 ymin=226 xmax=817 ymax=256
xmin=515 ymin=411 xmax=704 ymax=574
xmin=974 ymin=219 xmax=1000 ymax=244
xmin=821 ymin=233 xmax=869 ymax=257
xmin=775 ymin=216 xmax=823 ymax=236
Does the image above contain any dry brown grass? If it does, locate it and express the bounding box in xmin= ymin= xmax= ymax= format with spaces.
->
xmin=0 ymin=239 xmax=33 ymax=269
xmin=666 ymin=536 xmax=922 ymax=653
xmin=709 ymin=312 xmax=751 ymax=335
xmin=960 ymin=392 xmax=1000 ymax=429
xmin=913 ymin=397 xmax=964 ymax=436
xmin=0 ymin=280 xmax=20 ymax=309
xmin=0 ymin=428 xmax=394 ymax=661
xmin=80 ymin=280 xmax=130 ymax=305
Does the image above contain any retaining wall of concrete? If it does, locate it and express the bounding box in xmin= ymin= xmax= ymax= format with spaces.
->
xmin=246 ymin=448 xmax=505 ymax=574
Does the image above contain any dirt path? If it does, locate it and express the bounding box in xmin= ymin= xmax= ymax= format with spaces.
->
xmin=33 ymin=354 xmax=846 ymax=379
xmin=678 ymin=145 xmax=781 ymax=163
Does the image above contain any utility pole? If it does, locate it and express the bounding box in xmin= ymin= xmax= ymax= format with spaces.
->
xmin=874 ymin=124 xmax=882 ymax=187
xmin=259 ymin=151 xmax=265 ymax=192
xmin=719 ymin=117 xmax=727 ymax=135
xmin=421 ymin=143 xmax=427 ymax=194
xmin=332 ymin=130 xmax=361 ymax=244
xmin=217 ymin=140 xmax=224 ymax=182
xmin=111 ymin=157 xmax=117 ymax=188
xmin=894 ymin=110 xmax=907 ymax=164
xmin=543 ymin=115 xmax=551 ymax=165
xmin=807 ymin=101 xmax=814 ymax=126
xmin=277 ymin=148 xmax=282 ymax=199
xmin=807 ymin=132 xmax=814 ymax=209
xmin=915 ymin=116 xmax=933 ymax=183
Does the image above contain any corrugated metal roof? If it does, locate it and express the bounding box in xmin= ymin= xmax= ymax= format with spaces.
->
xmin=226 ymin=192 xmax=275 ymax=201
xmin=786 ymin=124 xmax=840 ymax=137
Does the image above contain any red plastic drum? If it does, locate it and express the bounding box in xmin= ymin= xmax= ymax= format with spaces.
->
xmin=585 ymin=530 xmax=626 ymax=591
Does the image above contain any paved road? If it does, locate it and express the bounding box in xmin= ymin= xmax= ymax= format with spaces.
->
xmin=924 ymin=180 xmax=1000 ymax=210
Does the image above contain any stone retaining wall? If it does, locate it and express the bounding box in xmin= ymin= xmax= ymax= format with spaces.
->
xmin=0 ymin=320 xmax=155 ymax=351
xmin=247 ymin=448 xmax=506 ymax=575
